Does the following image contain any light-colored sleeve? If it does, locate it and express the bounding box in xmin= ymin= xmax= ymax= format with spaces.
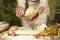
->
xmin=39 ymin=0 xmax=50 ymax=16
xmin=38 ymin=0 xmax=48 ymax=8
xmin=17 ymin=0 xmax=26 ymax=9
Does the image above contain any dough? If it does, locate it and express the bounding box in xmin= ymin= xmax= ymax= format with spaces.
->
xmin=25 ymin=7 xmax=36 ymax=20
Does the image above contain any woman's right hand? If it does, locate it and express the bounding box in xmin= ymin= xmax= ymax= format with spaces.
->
xmin=16 ymin=6 xmax=25 ymax=18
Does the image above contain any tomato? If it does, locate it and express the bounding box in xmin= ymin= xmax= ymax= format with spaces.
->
xmin=12 ymin=31 xmax=16 ymax=36
xmin=34 ymin=34 xmax=39 ymax=38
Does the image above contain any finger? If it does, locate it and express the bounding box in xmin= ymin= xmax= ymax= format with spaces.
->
xmin=16 ymin=10 xmax=19 ymax=16
xmin=16 ymin=8 xmax=21 ymax=17
xmin=16 ymin=7 xmax=19 ymax=16
xmin=16 ymin=10 xmax=18 ymax=16
xmin=21 ymin=11 xmax=24 ymax=16
xmin=19 ymin=10 xmax=24 ymax=17
xmin=16 ymin=7 xmax=21 ymax=16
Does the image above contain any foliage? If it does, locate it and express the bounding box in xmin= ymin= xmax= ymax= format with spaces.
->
xmin=0 ymin=0 xmax=22 ymax=26
xmin=47 ymin=0 xmax=56 ymax=25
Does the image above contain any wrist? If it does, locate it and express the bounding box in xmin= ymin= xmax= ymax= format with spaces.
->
xmin=31 ymin=13 xmax=39 ymax=21
xmin=17 ymin=6 xmax=25 ymax=11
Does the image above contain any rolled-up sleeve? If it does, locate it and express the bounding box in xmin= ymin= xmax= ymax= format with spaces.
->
xmin=17 ymin=0 xmax=26 ymax=8
xmin=38 ymin=0 xmax=47 ymax=8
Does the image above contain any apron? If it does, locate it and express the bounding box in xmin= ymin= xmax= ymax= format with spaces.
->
xmin=21 ymin=0 xmax=50 ymax=28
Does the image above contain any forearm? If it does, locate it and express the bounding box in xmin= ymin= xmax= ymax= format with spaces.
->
xmin=31 ymin=7 xmax=45 ymax=21
xmin=38 ymin=7 xmax=45 ymax=14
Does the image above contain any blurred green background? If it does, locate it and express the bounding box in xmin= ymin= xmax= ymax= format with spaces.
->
xmin=0 ymin=0 xmax=60 ymax=26
xmin=0 ymin=0 xmax=22 ymax=26
xmin=55 ymin=0 xmax=60 ymax=24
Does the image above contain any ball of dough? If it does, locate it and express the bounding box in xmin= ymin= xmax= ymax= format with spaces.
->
xmin=25 ymin=7 xmax=36 ymax=20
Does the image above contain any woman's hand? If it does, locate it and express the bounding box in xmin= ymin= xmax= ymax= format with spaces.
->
xmin=28 ymin=21 xmax=33 ymax=25
xmin=16 ymin=6 xmax=25 ymax=18
xmin=27 ymin=19 xmax=36 ymax=25
xmin=28 ymin=7 xmax=45 ymax=25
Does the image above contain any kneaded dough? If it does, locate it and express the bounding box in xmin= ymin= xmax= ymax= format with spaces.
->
xmin=25 ymin=7 xmax=36 ymax=19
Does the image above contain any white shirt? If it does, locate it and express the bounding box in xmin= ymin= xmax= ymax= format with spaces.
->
xmin=17 ymin=0 xmax=50 ymax=27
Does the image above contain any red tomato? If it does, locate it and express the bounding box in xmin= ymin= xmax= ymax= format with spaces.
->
xmin=34 ymin=34 xmax=39 ymax=38
xmin=12 ymin=32 xmax=16 ymax=36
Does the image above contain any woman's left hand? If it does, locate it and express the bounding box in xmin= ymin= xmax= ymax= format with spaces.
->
xmin=27 ymin=13 xmax=39 ymax=25
xmin=27 ymin=21 xmax=34 ymax=25
xmin=27 ymin=19 xmax=36 ymax=25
